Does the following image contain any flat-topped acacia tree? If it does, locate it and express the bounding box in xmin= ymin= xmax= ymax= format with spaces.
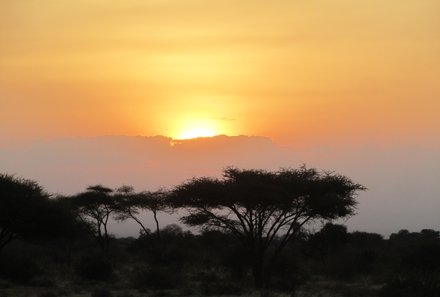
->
xmin=170 ymin=166 xmax=365 ymax=288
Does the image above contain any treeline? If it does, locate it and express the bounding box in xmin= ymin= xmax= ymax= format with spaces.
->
xmin=1 ymin=169 xmax=440 ymax=297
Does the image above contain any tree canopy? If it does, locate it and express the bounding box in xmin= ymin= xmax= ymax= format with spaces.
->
xmin=114 ymin=187 xmax=169 ymax=238
xmin=171 ymin=166 xmax=365 ymax=286
xmin=0 ymin=174 xmax=78 ymax=253
xmin=69 ymin=185 xmax=116 ymax=253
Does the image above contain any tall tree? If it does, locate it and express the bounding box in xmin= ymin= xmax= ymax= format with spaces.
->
xmin=171 ymin=167 xmax=365 ymax=287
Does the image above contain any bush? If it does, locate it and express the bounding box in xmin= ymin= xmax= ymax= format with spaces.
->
xmin=74 ymin=252 xmax=113 ymax=281
xmin=38 ymin=292 xmax=57 ymax=297
xmin=0 ymin=279 xmax=13 ymax=288
xmin=29 ymin=276 xmax=55 ymax=287
xmin=194 ymin=271 xmax=220 ymax=283
xmin=179 ymin=287 xmax=196 ymax=296
xmin=91 ymin=287 xmax=113 ymax=297
xmin=200 ymin=282 xmax=245 ymax=296
xmin=380 ymin=276 xmax=440 ymax=297
xmin=56 ymin=287 xmax=72 ymax=296
xmin=0 ymin=255 xmax=40 ymax=283
xmin=116 ymin=292 xmax=135 ymax=297
xmin=130 ymin=265 xmax=183 ymax=290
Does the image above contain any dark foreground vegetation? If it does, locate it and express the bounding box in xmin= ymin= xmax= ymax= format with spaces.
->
xmin=1 ymin=168 xmax=439 ymax=297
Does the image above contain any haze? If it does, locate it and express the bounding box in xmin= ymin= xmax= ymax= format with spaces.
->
xmin=1 ymin=136 xmax=439 ymax=237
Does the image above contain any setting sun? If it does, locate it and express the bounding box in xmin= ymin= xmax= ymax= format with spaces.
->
xmin=178 ymin=127 xmax=217 ymax=139
xmin=173 ymin=118 xmax=221 ymax=140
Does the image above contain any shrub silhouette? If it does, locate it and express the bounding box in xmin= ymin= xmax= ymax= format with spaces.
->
xmin=380 ymin=276 xmax=440 ymax=297
xmin=74 ymin=252 xmax=113 ymax=281
xmin=37 ymin=292 xmax=57 ymax=297
xmin=130 ymin=265 xmax=183 ymax=290
xmin=29 ymin=275 xmax=55 ymax=287
xmin=200 ymin=281 xmax=245 ymax=296
xmin=92 ymin=287 xmax=113 ymax=297
xmin=0 ymin=255 xmax=40 ymax=283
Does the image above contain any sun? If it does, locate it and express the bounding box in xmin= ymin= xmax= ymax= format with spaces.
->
xmin=179 ymin=127 xmax=217 ymax=139
xmin=172 ymin=118 xmax=221 ymax=140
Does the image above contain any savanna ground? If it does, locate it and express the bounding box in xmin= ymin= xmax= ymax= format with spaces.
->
xmin=2 ymin=225 xmax=440 ymax=297
xmin=0 ymin=278 xmax=382 ymax=297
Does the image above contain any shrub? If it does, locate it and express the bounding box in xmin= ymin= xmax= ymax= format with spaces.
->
xmin=116 ymin=292 xmax=135 ymax=297
xmin=29 ymin=276 xmax=55 ymax=287
xmin=91 ymin=287 xmax=113 ymax=297
xmin=74 ymin=252 xmax=113 ymax=281
xmin=130 ymin=265 xmax=183 ymax=290
xmin=56 ymin=287 xmax=72 ymax=296
xmin=0 ymin=279 xmax=13 ymax=288
xmin=179 ymin=287 xmax=196 ymax=296
xmin=380 ymin=276 xmax=440 ymax=297
xmin=38 ymin=292 xmax=57 ymax=297
xmin=194 ymin=271 xmax=220 ymax=283
xmin=200 ymin=282 xmax=245 ymax=296
xmin=0 ymin=255 xmax=40 ymax=283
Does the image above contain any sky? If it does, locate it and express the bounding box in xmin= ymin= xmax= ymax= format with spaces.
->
xmin=1 ymin=1 xmax=440 ymax=235
xmin=1 ymin=0 xmax=439 ymax=147
xmin=1 ymin=135 xmax=439 ymax=237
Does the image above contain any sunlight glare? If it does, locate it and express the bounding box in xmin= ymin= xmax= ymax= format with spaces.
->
xmin=179 ymin=127 xmax=217 ymax=139
xmin=174 ymin=118 xmax=221 ymax=140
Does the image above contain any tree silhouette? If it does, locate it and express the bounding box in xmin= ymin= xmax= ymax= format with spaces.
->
xmin=305 ymin=223 xmax=349 ymax=263
xmin=70 ymin=185 xmax=115 ymax=253
xmin=171 ymin=167 xmax=365 ymax=287
xmin=0 ymin=174 xmax=78 ymax=253
xmin=0 ymin=174 xmax=47 ymax=252
xmin=114 ymin=187 xmax=169 ymax=239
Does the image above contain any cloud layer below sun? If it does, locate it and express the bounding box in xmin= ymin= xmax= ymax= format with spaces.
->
xmin=1 ymin=0 xmax=440 ymax=147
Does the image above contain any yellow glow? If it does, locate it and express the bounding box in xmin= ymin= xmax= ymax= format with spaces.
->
xmin=1 ymin=1 xmax=440 ymax=146
xmin=179 ymin=127 xmax=217 ymax=139
xmin=173 ymin=118 xmax=221 ymax=140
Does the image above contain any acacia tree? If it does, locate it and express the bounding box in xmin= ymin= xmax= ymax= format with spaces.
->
xmin=0 ymin=174 xmax=80 ymax=254
xmin=0 ymin=174 xmax=47 ymax=252
xmin=71 ymin=185 xmax=115 ymax=253
xmin=114 ymin=186 xmax=169 ymax=239
xmin=171 ymin=167 xmax=365 ymax=287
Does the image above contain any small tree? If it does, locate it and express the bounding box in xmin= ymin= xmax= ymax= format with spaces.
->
xmin=305 ymin=223 xmax=349 ymax=263
xmin=114 ymin=187 xmax=169 ymax=239
xmin=71 ymin=185 xmax=115 ymax=253
xmin=171 ymin=167 xmax=365 ymax=288
xmin=147 ymin=190 xmax=169 ymax=239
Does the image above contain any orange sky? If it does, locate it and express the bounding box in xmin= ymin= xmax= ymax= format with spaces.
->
xmin=1 ymin=0 xmax=439 ymax=147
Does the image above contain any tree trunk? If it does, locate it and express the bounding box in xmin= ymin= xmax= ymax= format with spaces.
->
xmin=153 ymin=210 xmax=161 ymax=240
xmin=252 ymin=249 xmax=266 ymax=288
xmin=0 ymin=230 xmax=16 ymax=254
xmin=129 ymin=212 xmax=150 ymax=235
xmin=253 ymin=260 xmax=264 ymax=288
